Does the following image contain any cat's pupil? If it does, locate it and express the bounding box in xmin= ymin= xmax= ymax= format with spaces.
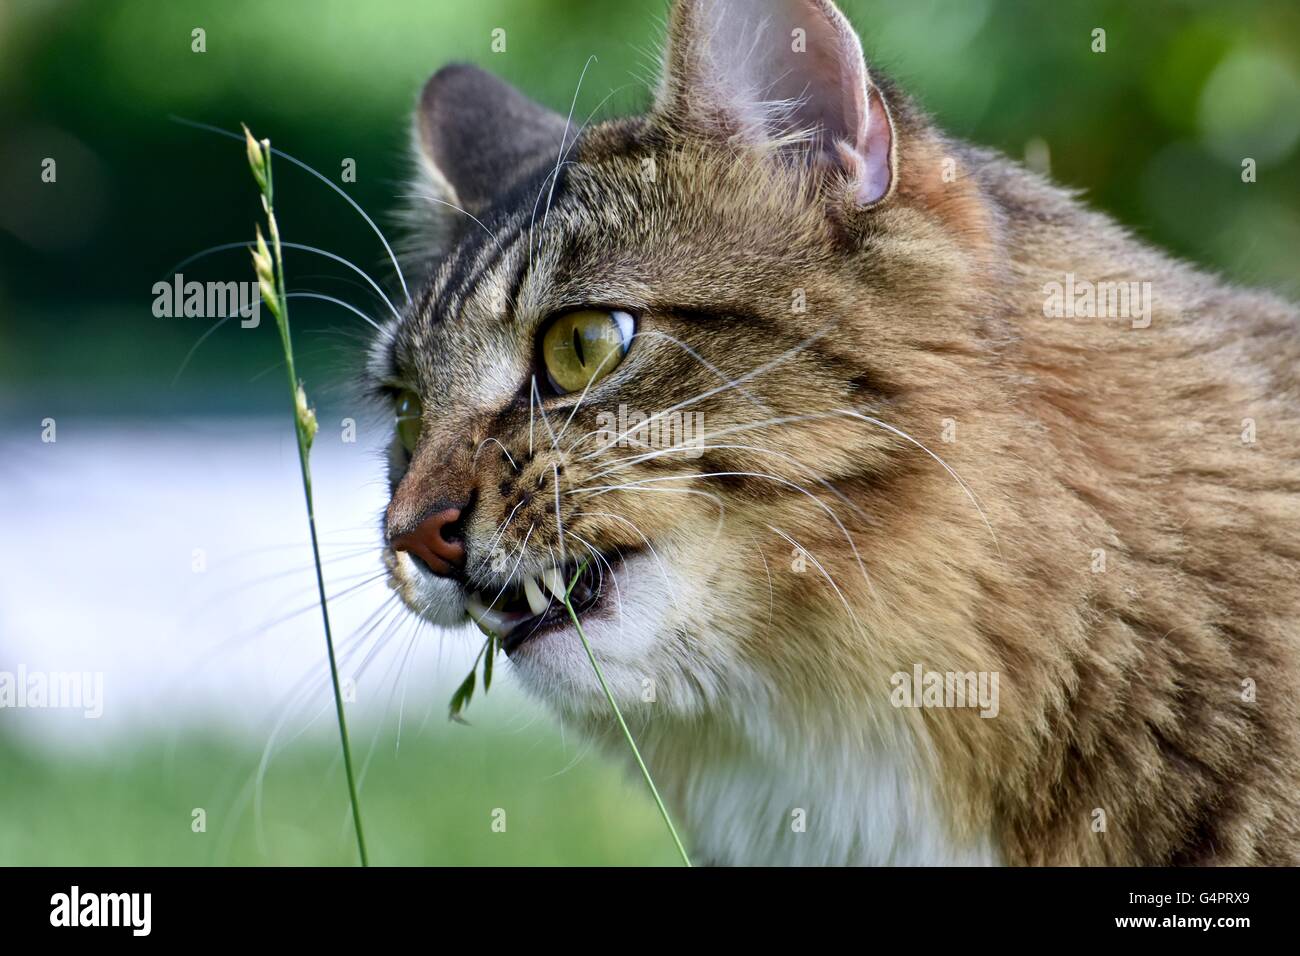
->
xmin=572 ymin=327 xmax=585 ymax=367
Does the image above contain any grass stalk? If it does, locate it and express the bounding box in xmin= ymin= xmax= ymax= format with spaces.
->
xmin=561 ymin=562 xmax=692 ymax=867
xmin=244 ymin=126 xmax=369 ymax=867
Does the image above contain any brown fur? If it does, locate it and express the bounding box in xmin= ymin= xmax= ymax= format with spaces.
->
xmin=374 ymin=1 xmax=1300 ymax=864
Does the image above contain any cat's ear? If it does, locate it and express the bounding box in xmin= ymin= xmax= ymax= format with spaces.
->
xmin=415 ymin=63 xmax=569 ymax=216
xmin=655 ymin=0 xmax=895 ymax=207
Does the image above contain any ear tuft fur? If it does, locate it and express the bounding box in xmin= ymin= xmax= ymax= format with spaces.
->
xmin=654 ymin=0 xmax=896 ymax=207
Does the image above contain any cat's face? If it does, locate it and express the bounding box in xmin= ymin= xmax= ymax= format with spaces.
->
xmin=368 ymin=0 xmax=990 ymax=719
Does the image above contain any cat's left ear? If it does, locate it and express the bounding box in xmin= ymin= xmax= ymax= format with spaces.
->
xmin=415 ymin=63 xmax=569 ymax=217
xmin=655 ymin=0 xmax=896 ymax=207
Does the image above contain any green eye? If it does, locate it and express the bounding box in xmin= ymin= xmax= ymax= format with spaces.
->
xmin=540 ymin=309 xmax=635 ymax=394
xmin=395 ymin=389 xmax=423 ymax=453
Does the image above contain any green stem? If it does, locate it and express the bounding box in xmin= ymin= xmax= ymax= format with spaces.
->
xmin=295 ymin=452 xmax=368 ymax=867
xmin=250 ymin=132 xmax=368 ymax=866
xmin=562 ymin=563 xmax=692 ymax=867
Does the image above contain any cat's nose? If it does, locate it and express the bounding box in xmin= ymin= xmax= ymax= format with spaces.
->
xmin=390 ymin=506 xmax=466 ymax=576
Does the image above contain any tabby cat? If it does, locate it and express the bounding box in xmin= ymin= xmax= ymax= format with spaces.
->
xmin=368 ymin=0 xmax=1300 ymax=865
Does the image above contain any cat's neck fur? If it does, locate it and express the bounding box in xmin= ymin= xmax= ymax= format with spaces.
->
xmin=590 ymin=696 xmax=1001 ymax=866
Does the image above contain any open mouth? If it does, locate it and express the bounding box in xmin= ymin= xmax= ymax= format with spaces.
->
xmin=463 ymin=556 xmax=607 ymax=654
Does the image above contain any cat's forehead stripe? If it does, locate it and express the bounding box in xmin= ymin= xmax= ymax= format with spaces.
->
xmin=430 ymin=209 xmax=523 ymax=323
xmin=419 ymin=163 xmax=571 ymax=328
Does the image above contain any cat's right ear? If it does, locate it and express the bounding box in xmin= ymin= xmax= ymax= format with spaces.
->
xmin=414 ymin=63 xmax=569 ymax=221
xmin=654 ymin=0 xmax=897 ymax=208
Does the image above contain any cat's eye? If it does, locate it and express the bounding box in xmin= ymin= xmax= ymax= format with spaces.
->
xmin=540 ymin=309 xmax=635 ymax=394
xmin=395 ymin=389 xmax=423 ymax=453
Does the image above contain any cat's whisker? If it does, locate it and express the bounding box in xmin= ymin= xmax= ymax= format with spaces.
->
xmin=294 ymin=271 xmax=390 ymax=309
xmin=169 ymin=115 xmax=413 ymax=303
xmin=565 ymin=481 xmax=725 ymax=514
xmin=554 ymin=346 xmax=627 ymax=445
xmin=567 ymin=481 xmax=727 ymax=544
xmin=171 ymin=313 xmax=237 ymax=385
xmin=473 ymin=435 xmax=518 ymax=471
xmin=251 ymin=593 xmax=404 ymax=850
xmin=574 ymin=323 xmax=833 ymax=461
xmin=484 ymin=523 xmax=536 ymax=612
xmin=525 ymin=80 xmax=631 ymax=274
xmin=579 ymin=509 xmax=681 ymax=613
xmin=528 ymin=375 xmax=537 ymax=457
xmin=163 ymin=240 xmax=402 ymax=322
xmin=836 ymin=409 xmax=1002 ymax=557
xmin=284 ymin=292 xmax=383 ymax=332
xmin=572 ymin=469 xmax=878 ymax=604
xmin=585 ymin=439 xmax=873 ymax=524
xmin=584 ymin=405 xmax=998 ymax=556
xmin=340 ymin=612 xmax=425 ymax=814
xmin=565 ymin=407 xmax=827 ymax=460
xmin=386 ymin=617 xmax=426 ymax=756
xmin=526 ymin=156 xmax=578 ymax=274
xmin=395 ymin=182 xmax=506 ymax=264
xmin=766 ymin=524 xmax=864 ymax=638
xmin=472 ymin=496 xmax=527 ymax=579
xmin=564 ymin=529 xmax=625 ymax=629
xmin=552 ymin=461 xmax=567 ymax=565
xmin=555 ymin=325 xmax=773 ymax=456
xmin=534 ymin=545 xmax=563 ymax=621
xmin=534 ymin=54 xmax=598 ymax=262
xmin=748 ymin=532 xmax=776 ymax=627
xmin=191 ymin=557 xmax=382 ymax=618
xmin=680 ymin=407 xmax=998 ymax=553
xmin=350 ymin=598 xmax=425 ymax=686
xmin=562 ymin=533 xmax=604 ymax=594
xmin=249 ymin=568 xmax=390 ymax=631
xmin=530 ymin=376 xmax=563 ymax=460
xmin=632 ymin=328 xmax=774 ymax=413
xmin=214 ymin=530 xmax=383 ymax=563
xmin=542 ymin=729 xmax=601 ymax=781
xmin=273 ymin=604 xmax=413 ymax=845
xmin=185 ymin=569 xmax=391 ymax=678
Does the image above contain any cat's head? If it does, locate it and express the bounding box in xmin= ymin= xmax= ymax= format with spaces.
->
xmin=368 ymin=0 xmax=1000 ymax=720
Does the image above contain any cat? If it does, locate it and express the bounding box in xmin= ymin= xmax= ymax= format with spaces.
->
xmin=367 ymin=0 xmax=1300 ymax=865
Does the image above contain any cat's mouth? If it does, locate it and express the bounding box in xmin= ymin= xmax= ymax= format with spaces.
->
xmin=463 ymin=554 xmax=611 ymax=654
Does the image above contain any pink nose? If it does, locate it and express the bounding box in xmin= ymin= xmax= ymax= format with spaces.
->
xmin=391 ymin=507 xmax=465 ymax=576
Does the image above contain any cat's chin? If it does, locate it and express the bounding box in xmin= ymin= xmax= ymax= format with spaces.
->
xmin=502 ymin=549 xmax=702 ymax=717
xmin=385 ymin=543 xmax=700 ymax=717
xmin=383 ymin=548 xmax=468 ymax=629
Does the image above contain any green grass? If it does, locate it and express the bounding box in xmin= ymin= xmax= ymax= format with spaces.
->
xmin=0 ymin=727 xmax=681 ymax=866
xmin=244 ymin=125 xmax=368 ymax=864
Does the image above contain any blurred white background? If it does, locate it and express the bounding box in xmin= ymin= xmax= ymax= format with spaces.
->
xmin=0 ymin=418 xmax=505 ymax=752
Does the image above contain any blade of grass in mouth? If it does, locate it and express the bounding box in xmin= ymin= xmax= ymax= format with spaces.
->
xmin=562 ymin=560 xmax=692 ymax=866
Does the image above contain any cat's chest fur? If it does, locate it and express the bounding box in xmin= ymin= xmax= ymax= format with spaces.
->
xmin=636 ymin=713 xmax=1000 ymax=866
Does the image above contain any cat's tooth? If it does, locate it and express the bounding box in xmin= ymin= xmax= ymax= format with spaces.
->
xmin=541 ymin=566 xmax=566 ymax=601
xmin=523 ymin=574 xmax=549 ymax=616
xmin=466 ymin=592 xmax=512 ymax=637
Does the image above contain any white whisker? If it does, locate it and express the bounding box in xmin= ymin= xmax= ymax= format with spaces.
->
xmin=473 ymin=436 xmax=518 ymax=471
xmin=580 ymin=509 xmax=681 ymax=613
xmin=574 ymin=324 xmax=833 ymax=461
xmin=168 ymin=115 xmax=413 ymax=303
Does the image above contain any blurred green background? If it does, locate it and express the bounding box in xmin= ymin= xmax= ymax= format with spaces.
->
xmin=0 ymin=732 xmax=681 ymax=865
xmin=3 ymin=0 xmax=1299 ymax=420
xmin=1 ymin=0 xmax=1298 ymax=865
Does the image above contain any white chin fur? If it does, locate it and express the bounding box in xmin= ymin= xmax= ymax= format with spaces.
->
xmin=507 ymin=551 xmax=716 ymax=718
xmin=389 ymin=549 xmax=467 ymax=628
